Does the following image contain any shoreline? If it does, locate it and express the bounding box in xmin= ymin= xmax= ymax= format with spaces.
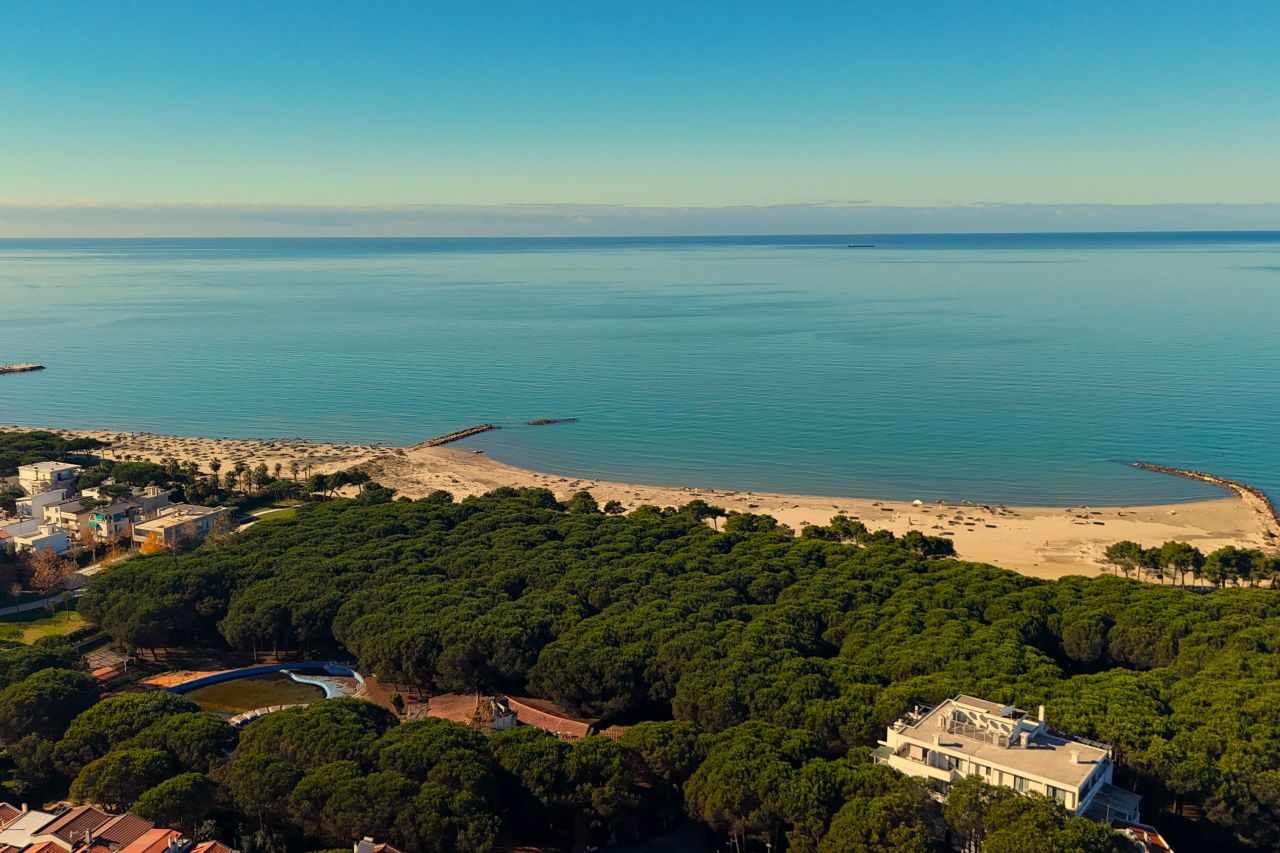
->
xmin=6 ymin=424 xmax=1277 ymax=580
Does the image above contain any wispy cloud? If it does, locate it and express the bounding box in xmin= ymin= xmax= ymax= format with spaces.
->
xmin=0 ymin=201 xmax=1277 ymax=237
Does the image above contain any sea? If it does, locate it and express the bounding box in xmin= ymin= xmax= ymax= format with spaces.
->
xmin=2 ymin=233 xmax=1278 ymax=506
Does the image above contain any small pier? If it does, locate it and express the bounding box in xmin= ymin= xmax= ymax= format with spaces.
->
xmin=421 ymin=424 xmax=497 ymax=446
xmin=0 ymin=363 xmax=44 ymax=375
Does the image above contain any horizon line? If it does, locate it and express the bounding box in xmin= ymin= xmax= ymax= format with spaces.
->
xmin=3 ymin=228 xmax=1280 ymax=240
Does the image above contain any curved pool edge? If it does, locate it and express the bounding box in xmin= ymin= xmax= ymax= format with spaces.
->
xmin=167 ymin=661 xmax=363 ymax=694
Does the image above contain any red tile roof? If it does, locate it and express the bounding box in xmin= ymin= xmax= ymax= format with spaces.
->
xmin=0 ymin=805 xmax=19 ymax=829
xmin=191 ymin=842 xmax=239 ymax=853
xmin=24 ymin=843 xmax=67 ymax=853
xmin=36 ymin=805 xmax=111 ymax=845
xmin=426 ymin=693 xmax=481 ymax=724
xmin=93 ymin=812 xmax=155 ymax=847
xmin=505 ymin=696 xmax=594 ymax=739
xmin=117 ymin=827 xmax=183 ymax=853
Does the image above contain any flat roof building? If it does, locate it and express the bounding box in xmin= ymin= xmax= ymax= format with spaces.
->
xmin=132 ymin=504 xmax=231 ymax=550
xmin=16 ymin=488 xmax=66 ymax=519
xmin=17 ymin=462 xmax=80 ymax=496
xmin=875 ymin=694 xmax=1140 ymax=824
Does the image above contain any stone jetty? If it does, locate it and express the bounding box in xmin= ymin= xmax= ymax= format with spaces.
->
xmin=1130 ymin=461 xmax=1280 ymax=541
xmin=419 ymin=424 xmax=497 ymax=447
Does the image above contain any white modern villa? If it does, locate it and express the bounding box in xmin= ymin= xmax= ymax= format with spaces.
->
xmin=875 ymin=694 xmax=1141 ymax=825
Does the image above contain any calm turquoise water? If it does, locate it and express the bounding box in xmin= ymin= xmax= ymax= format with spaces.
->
xmin=2 ymin=234 xmax=1278 ymax=505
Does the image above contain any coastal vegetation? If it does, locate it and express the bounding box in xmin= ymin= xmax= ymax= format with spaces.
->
xmin=1102 ymin=539 xmax=1280 ymax=587
xmin=0 ymin=487 xmax=1273 ymax=848
xmin=0 ymin=429 xmax=104 ymax=476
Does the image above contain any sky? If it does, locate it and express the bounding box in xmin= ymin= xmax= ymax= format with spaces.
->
xmin=2 ymin=1 xmax=1279 ymax=235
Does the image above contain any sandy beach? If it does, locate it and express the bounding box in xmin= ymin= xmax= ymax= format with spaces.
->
xmin=9 ymin=425 xmax=1276 ymax=580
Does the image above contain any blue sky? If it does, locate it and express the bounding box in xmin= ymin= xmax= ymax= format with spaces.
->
xmin=2 ymin=1 xmax=1278 ymax=234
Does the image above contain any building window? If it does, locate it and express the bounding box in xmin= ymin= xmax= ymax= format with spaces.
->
xmin=1013 ymin=775 xmax=1030 ymax=793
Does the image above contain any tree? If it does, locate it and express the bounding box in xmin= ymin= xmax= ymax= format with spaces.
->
xmin=818 ymin=790 xmax=934 ymax=853
xmin=78 ymin=524 xmax=99 ymax=561
xmin=566 ymin=490 xmax=600 ymax=514
xmin=1102 ymin=541 xmax=1143 ymax=578
xmin=1061 ymin=612 xmax=1110 ymax=665
xmin=619 ymin=721 xmax=703 ymax=787
xmin=70 ymin=747 xmax=174 ymax=810
xmin=684 ymin=723 xmax=821 ymax=853
xmin=133 ymin=772 xmax=218 ymax=834
xmin=1158 ymin=541 xmax=1204 ymax=587
xmin=827 ymin=515 xmax=869 ymax=543
xmin=0 ymin=667 xmax=99 ymax=742
xmin=27 ymin=547 xmax=74 ymax=601
xmin=9 ymin=732 xmax=59 ymax=791
xmin=312 ymin=768 xmax=416 ymax=847
xmin=1140 ymin=547 xmax=1163 ymax=583
xmin=204 ymin=511 xmax=238 ymax=550
xmin=394 ymin=783 xmax=501 ymax=853
xmin=127 ymin=711 xmax=237 ymax=771
xmin=373 ymin=718 xmax=493 ymax=795
xmin=233 ymin=461 xmax=250 ymax=495
xmin=943 ymin=776 xmax=1016 ymax=853
xmin=981 ymin=794 xmax=1125 ymax=853
xmin=1203 ymin=546 xmax=1254 ymax=588
xmin=140 ymin=530 xmax=168 ymax=555
xmin=55 ymin=691 xmax=198 ymax=775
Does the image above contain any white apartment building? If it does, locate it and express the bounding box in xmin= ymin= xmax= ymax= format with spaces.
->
xmin=15 ymin=488 xmax=66 ymax=518
xmin=875 ymin=694 xmax=1141 ymax=824
xmin=16 ymin=462 xmax=81 ymax=496
xmin=87 ymin=501 xmax=137 ymax=543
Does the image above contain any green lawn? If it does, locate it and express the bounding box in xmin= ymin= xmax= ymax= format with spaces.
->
xmin=254 ymin=507 xmax=297 ymax=521
xmin=0 ymin=603 xmax=86 ymax=643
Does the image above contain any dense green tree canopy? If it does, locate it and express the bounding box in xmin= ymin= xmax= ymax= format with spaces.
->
xmin=61 ymin=487 xmax=1280 ymax=848
xmin=0 ymin=667 xmax=98 ymax=742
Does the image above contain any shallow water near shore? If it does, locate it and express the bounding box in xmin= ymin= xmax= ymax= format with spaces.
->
xmin=2 ymin=233 xmax=1279 ymax=505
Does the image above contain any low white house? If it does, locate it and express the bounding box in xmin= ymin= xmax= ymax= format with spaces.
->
xmin=16 ymin=461 xmax=80 ymax=496
xmin=0 ymin=808 xmax=59 ymax=849
xmin=9 ymin=524 xmax=71 ymax=555
xmin=875 ymin=694 xmax=1141 ymax=824
xmin=15 ymin=488 xmax=66 ymax=519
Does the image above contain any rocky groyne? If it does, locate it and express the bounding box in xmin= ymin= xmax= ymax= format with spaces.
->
xmin=419 ymin=424 xmax=497 ymax=447
xmin=0 ymin=363 xmax=44 ymax=375
xmin=1130 ymin=461 xmax=1280 ymax=541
